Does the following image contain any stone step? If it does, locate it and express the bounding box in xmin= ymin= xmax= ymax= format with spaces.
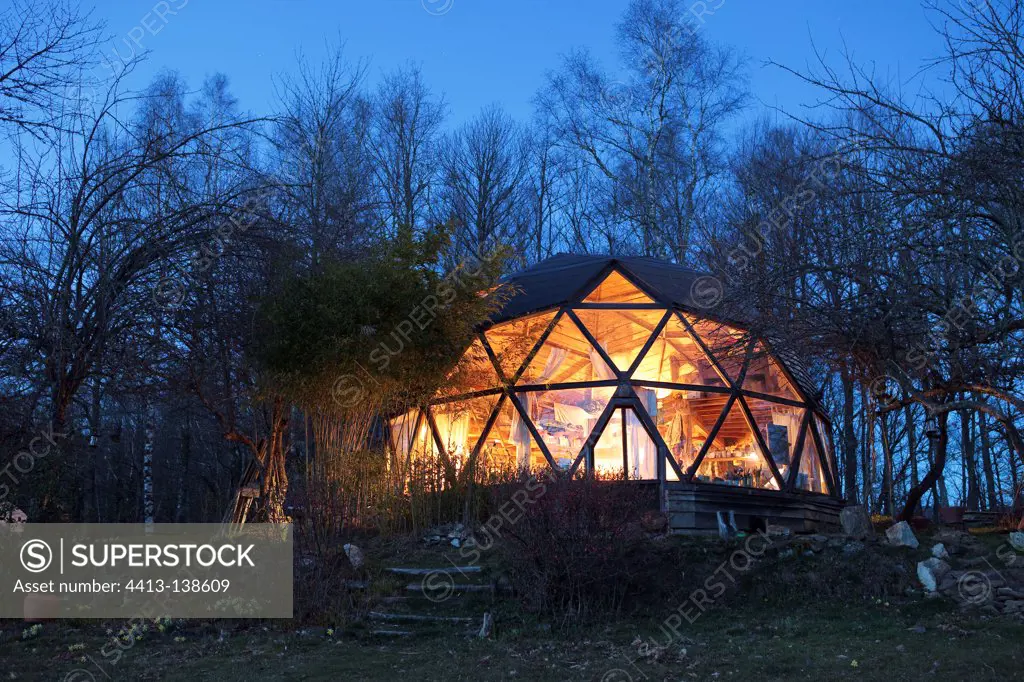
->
xmin=368 ymin=611 xmax=476 ymax=624
xmin=386 ymin=566 xmax=483 ymax=576
xmin=343 ymin=580 xmax=370 ymax=589
xmin=405 ymin=581 xmax=495 ymax=593
xmin=369 ymin=626 xmax=417 ymax=637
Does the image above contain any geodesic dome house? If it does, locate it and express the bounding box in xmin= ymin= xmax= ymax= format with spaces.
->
xmin=389 ymin=255 xmax=842 ymax=533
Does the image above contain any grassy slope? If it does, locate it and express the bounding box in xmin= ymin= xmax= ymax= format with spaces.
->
xmin=3 ymin=530 xmax=1022 ymax=681
xmin=2 ymin=600 xmax=1021 ymax=681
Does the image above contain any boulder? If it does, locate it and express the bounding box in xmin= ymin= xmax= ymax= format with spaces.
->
xmin=931 ymin=543 xmax=950 ymax=559
xmin=886 ymin=521 xmax=920 ymax=549
xmin=840 ymin=505 xmax=874 ymax=539
xmin=1010 ymin=532 xmax=1024 ymax=552
xmin=917 ymin=557 xmax=951 ymax=592
xmin=478 ymin=611 xmax=494 ymax=638
xmin=938 ymin=572 xmax=959 ymax=593
xmin=934 ymin=529 xmax=978 ymax=554
xmin=342 ymin=543 xmax=364 ymax=570
xmin=716 ymin=511 xmax=734 ymax=540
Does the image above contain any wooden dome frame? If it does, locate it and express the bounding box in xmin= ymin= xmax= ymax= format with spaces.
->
xmin=389 ymin=258 xmax=840 ymax=501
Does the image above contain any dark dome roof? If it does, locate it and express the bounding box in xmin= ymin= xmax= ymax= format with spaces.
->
xmin=486 ymin=254 xmax=821 ymax=406
xmin=490 ymin=253 xmax=713 ymax=324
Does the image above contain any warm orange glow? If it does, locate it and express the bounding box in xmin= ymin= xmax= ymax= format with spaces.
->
xmin=406 ymin=275 xmax=830 ymax=494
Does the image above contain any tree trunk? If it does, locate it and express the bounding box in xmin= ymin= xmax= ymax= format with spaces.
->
xmin=143 ymin=403 xmax=156 ymax=525
xmin=905 ymin=404 xmax=919 ymax=516
xmin=899 ymin=411 xmax=949 ymax=522
xmin=841 ymin=366 xmax=858 ymax=502
xmin=880 ymin=411 xmax=895 ymax=516
xmin=963 ymin=411 xmax=980 ymax=511
xmin=978 ymin=413 xmax=998 ymax=509
xmin=255 ymin=398 xmax=290 ymax=523
xmin=175 ymin=418 xmax=191 ymax=522
xmin=862 ymin=388 xmax=874 ymax=511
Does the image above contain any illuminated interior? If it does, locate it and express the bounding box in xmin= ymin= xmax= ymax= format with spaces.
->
xmin=388 ymin=268 xmax=834 ymax=495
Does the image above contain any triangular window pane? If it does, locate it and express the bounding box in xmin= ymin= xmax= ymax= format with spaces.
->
xmin=389 ymin=409 xmax=421 ymax=462
xmin=518 ymin=316 xmax=614 ymax=385
xmin=693 ymin=399 xmax=776 ymax=489
xmin=484 ymin=310 xmax=556 ymax=381
xmin=593 ymin=407 xmax=625 ymax=479
xmin=583 ymin=270 xmax=655 ymax=303
xmin=742 ymin=397 xmax=802 ymax=484
xmin=815 ymin=415 xmax=835 ymax=491
xmin=477 ymin=397 xmax=535 ymax=476
xmin=432 ymin=395 xmax=502 ymax=462
xmin=626 ymin=410 xmax=658 ymax=480
xmin=435 ymin=339 xmax=502 ymax=398
xmin=683 ymin=314 xmax=752 ymax=385
xmin=742 ymin=343 xmax=803 ymax=402
xmin=521 ymin=387 xmax=615 ymax=469
xmin=634 ymin=314 xmax=716 ymax=385
xmin=652 ymin=388 xmax=720 ymax=475
xmin=574 ymin=309 xmax=665 ymax=374
xmin=591 ymin=407 xmax=657 ymax=480
xmin=795 ymin=415 xmax=829 ymax=494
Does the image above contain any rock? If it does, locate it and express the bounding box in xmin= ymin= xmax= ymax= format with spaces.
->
xmin=766 ymin=524 xmax=792 ymax=538
xmin=933 ymin=529 xmax=978 ymax=554
xmin=450 ymin=537 xmax=461 ymax=548
xmin=931 ymin=543 xmax=949 ymax=559
xmin=446 ymin=523 xmax=468 ymax=541
xmin=886 ymin=521 xmax=920 ymax=549
xmin=478 ymin=611 xmax=494 ymax=638
xmin=716 ymin=511 xmax=734 ymax=540
xmin=1010 ymin=532 xmax=1024 ymax=552
xmin=908 ymin=624 xmax=926 ymax=634
xmin=778 ymin=548 xmax=795 ymax=560
xmin=997 ymin=587 xmax=1024 ymax=599
xmin=938 ymin=573 xmax=959 ymax=593
xmin=795 ymin=534 xmax=828 ymax=553
xmin=1002 ymin=600 xmax=1024 ymax=612
xmin=842 ymin=541 xmax=865 ymax=555
xmin=917 ymin=558 xmax=951 ymax=592
xmin=342 ymin=543 xmax=364 ymax=570
xmin=840 ymin=505 xmax=874 ymax=539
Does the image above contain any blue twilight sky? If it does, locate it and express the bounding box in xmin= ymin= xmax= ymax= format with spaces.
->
xmin=88 ymin=0 xmax=948 ymax=130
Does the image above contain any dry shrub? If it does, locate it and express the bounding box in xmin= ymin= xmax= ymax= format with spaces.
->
xmin=290 ymin=512 xmax=371 ymax=625
xmin=498 ymin=479 xmax=660 ymax=629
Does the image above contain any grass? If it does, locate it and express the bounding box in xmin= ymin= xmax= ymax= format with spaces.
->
xmin=3 ymin=527 xmax=1022 ymax=680
xmin=2 ymin=599 xmax=1021 ymax=681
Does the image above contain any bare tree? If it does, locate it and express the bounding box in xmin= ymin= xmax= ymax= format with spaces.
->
xmin=748 ymin=0 xmax=1024 ymax=519
xmin=0 ymin=0 xmax=102 ymax=138
xmin=270 ymin=42 xmax=375 ymax=267
xmin=436 ymin=104 xmax=531 ymax=261
xmin=370 ymin=63 xmax=445 ymax=235
xmin=0 ymin=61 xmax=260 ymax=518
xmin=537 ymin=0 xmax=746 ymax=260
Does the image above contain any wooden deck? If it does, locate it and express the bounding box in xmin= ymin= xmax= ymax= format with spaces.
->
xmin=662 ymin=481 xmax=842 ymax=534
